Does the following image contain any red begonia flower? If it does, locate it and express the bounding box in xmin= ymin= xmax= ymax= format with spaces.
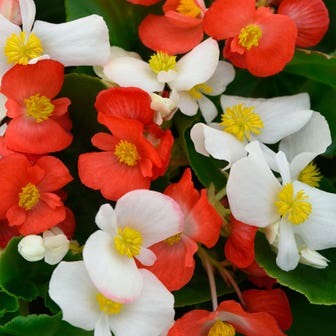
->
xmin=138 ymin=0 xmax=205 ymax=54
xmin=0 ymin=219 xmax=19 ymax=248
xmin=1 ymin=59 xmax=72 ymax=154
xmin=277 ymin=0 xmax=329 ymax=47
xmin=168 ymin=300 xmax=286 ymax=335
xmin=203 ymin=0 xmax=297 ymax=76
xmin=0 ymin=154 xmax=73 ymax=235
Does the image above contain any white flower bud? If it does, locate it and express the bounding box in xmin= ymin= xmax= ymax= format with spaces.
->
xmin=18 ymin=235 xmax=45 ymax=262
xmin=150 ymin=93 xmax=177 ymax=125
xmin=299 ymin=247 xmax=329 ymax=269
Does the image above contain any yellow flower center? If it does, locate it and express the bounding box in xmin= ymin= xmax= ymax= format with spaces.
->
xmin=114 ymin=140 xmax=139 ymax=167
xmin=165 ymin=232 xmax=182 ymax=246
xmin=189 ymin=83 xmax=213 ymax=99
xmin=298 ymin=162 xmax=322 ymax=188
xmin=149 ymin=51 xmax=177 ymax=74
xmin=238 ymin=24 xmax=262 ymax=50
xmin=220 ymin=103 xmax=263 ymax=142
xmin=275 ymin=183 xmax=312 ymax=225
xmin=18 ymin=183 xmax=40 ymax=210
xmin=176 ymin=0 xmax=201 ymax=17
xmin=114 ymin=226 xmax=143 ymax=257
xmin=4 ymin=31 xmax=43 ymax=65
xmin=208 ymin=320 xmax=236 ymax=336
xmin=96 ymin=293 xmax=123 ymax=315
xmin=24 ymin=94 xmax=54 ymax=123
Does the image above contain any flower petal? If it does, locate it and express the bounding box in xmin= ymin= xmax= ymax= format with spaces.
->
xmin=198 ymin=95 xmax=218 ymax=123
xmin=20 ymin=0 xmax=35 ymax=33
xmin=95 ymin=203 xmax=118 ymax=235
xmin=177 ymin=91 xmax=198 ymax=117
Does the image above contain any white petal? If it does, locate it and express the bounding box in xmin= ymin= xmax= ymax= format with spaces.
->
xmin=95 ymin=203 xmax=118 ymax=235
xmin=48 ymin=261 xmax=100 ymax=331
xmin=177 ymin=91 xmax=199 ymax=116
xmin=157 ymin=69 xmax=177 ymax=83
xmin=103 ymin=56 xmax=163 ymax=92
xmin=276 ymin=219 xmax=300 ymax=271
xmin=169 ymin=38 xmax=219 ymax=91
xmin=18 ymin=235 xmax=45 ymax=262
xmin=109 ymin=269 xmax=175 ymax=336
xmin=95 ymin=315 xmax=111 ymax=336
xmin=292 ymin=181 xmax=336 ymax=250
xmin=299 ymin=247 xmax=329 ymax=269
xmin=115 ymin=190 xmax=184 ymax=247
xmin=198 ymin=95 xmax=218 ymax=123
xmin=275 ymin=151 xmax=291 ymax=184
xmin=279 ymin=112 xmax=332 ymax=161
xmin=43 ymin=232 xmax=69 ymax=265
xmin=205 ymin=60 xmax=235 ymax=96
xmin=32 ymin=15 xmax=110 ymax=66
xmin=226 ymin=141 xmax=281 ymax=227
xmin=289 ymin=152 xmax=317 ymax=180
xmin=20 ymin=0 xmax=35 ymax=33
xmin=190 ymin=122 xmax=210 ymax=157
xmin=136 ymin=247 xmax=157 ymax=266
xmin=83 ymin=230 xmax=143 ymax=303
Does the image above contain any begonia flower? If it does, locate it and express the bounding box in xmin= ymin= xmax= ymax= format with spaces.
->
xmin=83 ymin=190 xmax=184 ymax=302
xmin=0 ymin=0 xmax=110 ymax=79
xmin=168 ymin=299 xmax=286 ymax=335
xmin=141 ymin=168 xmax=222 ymax=291
xmin=226 ymin=141 xmax=336 ymax=271
xmin=1 ymin=59 xmax=73 ymax=154
xmin=191 ymin=92 xmax=313 ymax=169
xmin=203 ymin=0 xmax=297 ymax=76
xmin=138 ymin=0 xmax=206 ymax=54
xmin=49 ymin=261 xmax=175 ymax=336
xmin=0 ymin=153 xmax=73 ymax=235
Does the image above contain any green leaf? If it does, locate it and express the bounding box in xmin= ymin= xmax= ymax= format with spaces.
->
xmin=255 ymin=233 xmax=336 ymax=305
xmin=0 ymin=292 xmax=18 ymax=318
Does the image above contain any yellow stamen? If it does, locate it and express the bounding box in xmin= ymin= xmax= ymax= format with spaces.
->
xmin=96 ymin=293 xmax=122 ymax=315
xmin=149 ymin=51 xmax=176 ymax=74
xmin=114 ymin=140 xmax=139 ymax=166
xmin=275 ymin=183 xmax=312 ymax=225
xmin=238 ymin=24 xmax=262 ymax=50
xmin=25 ymin=94 xmax=54 ymax=123
xmin=4 ymin=31 xmax=43 ymax=65
xmin=176 ymin=0 xmax=201 ymax=17
xmin=165 ymin=232 xmax=182 ymax=246
xmin=114 ymin=226 xmax=143 ymax=257
xmin=220 ymin=103 xmax=263 ymax=141
xmin=208 ymin=320 xmax=236 ymax=336
xmin=18 ymin=183 xmax=40 ymax=210
xmin=189 ymin=83 xmax=213 ymax=99
xmin=298 ymin=162 xmax=322 ymax=188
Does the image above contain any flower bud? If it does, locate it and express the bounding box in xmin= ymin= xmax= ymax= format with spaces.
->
xmin=18 ymin=235 xmax=45 ymax=262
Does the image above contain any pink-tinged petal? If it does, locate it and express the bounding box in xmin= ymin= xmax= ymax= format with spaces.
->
xmin=203 ymin=0 xmax=255 ymax=40
xmin=48 ymin=261 xmax=101 ymax=331
xmin=109 ymin=269 xmax=175 ymax=336
xmin=95 ymin=203 xmax=118 ymax=235
xmin=216 ymin=300 xmax=286 ymax=336
xmin=142 ymin=235 xmax=197 ymax=291
xmin=115 ymin=189 xmax=184 ymax=247
xmin=225 ymin=215 xmax=258 ymax=268
xmin=242 ymin=288 xmax=292 ymax=331
xmin=83 ymin=230 xmax=143 ymax=303
xmin=278 ymin=0 xmax=329 ymax=47
xmin=95 ymin=87 xmax=154 ymax=126
xmin=139 ymin=14 xmax=203 ymax=54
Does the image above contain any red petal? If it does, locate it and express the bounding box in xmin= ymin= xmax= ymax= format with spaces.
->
xmin=0 ymin=219 xmax=19 ymax=248
xmin=242 ymin=261 xmax=277 ymax=289
xmin=242 ymin=288 xmax=293 ymax=331
xmin=278 ymin=0 xmax=329 ymax=47
xmin=91 ymin=132 xmax=119 ymax=151
xmin=138 ymin=14 xmax=203 ymax=54
xmin=126 ymin=0 xmax=161 ymax=5
xmin=57 ymin=207 xmax=76 ymax=239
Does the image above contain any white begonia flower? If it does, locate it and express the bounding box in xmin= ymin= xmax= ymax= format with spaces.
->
xmin=150 ymin=92 xmax=177 ymax=125
xmin=83 ymin=189 xmax=184 ymax=303
xmin=226 ymin=141 xmax=336 ymax=271
xmin=49 ymin=261 xmax=175 ymax=336
xmin=0 ymin=0 xmax=111 ymax=79
xmin=190 ymin=93 xmax=313 ymax=169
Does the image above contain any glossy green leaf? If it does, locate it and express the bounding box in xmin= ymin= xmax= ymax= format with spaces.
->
xmin=255 ymin=233 xmax=336 ymax=305
xmin=0 ymin=292 xmax=18 ymax=318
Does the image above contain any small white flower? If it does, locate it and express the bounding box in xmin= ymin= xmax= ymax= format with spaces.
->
xmin=150 ymin=92 xmax=177 ymax=125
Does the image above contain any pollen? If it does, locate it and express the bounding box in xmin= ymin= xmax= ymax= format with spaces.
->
xmin=298 ymin=162 xmax=322 ymax=188
xmin=114 ymin=140 xmax=139 ymax=166
xmin=165 ymin=232 xmax=182 ymax=246
xmin=207 ymin=320 xmax=236 ymax=336
xmin=238 ymin=24 xmax=262 ymax=50
xmin=220 ymin=103 xmax=264 ymax=142
xmin=275 ymin=183 xmax=312 ymax=225
xmin=4 ymin=31 xmax=43 ymax=65
xmin=96 ymin=292 xmax=122 ymax=315
xmin=25 ymin=94 xmax=54 ymax=123
xmin=176 ymin=0 xmax=201 ymax=17
xmin=18 ymin=183 xmax=40 ymax=210
xmin=149 ymin=51 xmax=177 ymax=74
xmin=189 ymin=83 xmax=213 ymax=99
xmin=114 ymin=226 xmax=143 ymax=257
